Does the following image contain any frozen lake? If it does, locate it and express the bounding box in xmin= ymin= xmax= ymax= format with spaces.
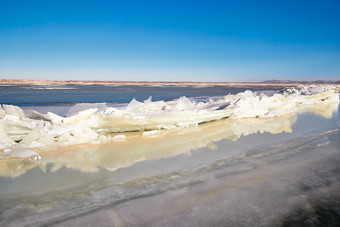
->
xmin=0 ymin=84 xmax=339 ymax=226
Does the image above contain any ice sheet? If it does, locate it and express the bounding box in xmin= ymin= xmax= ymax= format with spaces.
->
xmin=0 ymin=112 xmax=339 ymax=227
xmin=0 ymin=85 xmax=339 ymax=158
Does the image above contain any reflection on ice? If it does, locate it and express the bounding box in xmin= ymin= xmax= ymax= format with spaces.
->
xmin=1 ymin=103 xmax=338 ymax=177
xmin=38 ymin=115 xmax=298 ymax=171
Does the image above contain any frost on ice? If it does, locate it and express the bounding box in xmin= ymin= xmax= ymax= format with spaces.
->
xmin=0 ymin=85 xmax=339 ymax=158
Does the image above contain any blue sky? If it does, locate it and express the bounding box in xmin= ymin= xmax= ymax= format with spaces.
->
xmin=0 ymin=0 xmax=339 ymax=82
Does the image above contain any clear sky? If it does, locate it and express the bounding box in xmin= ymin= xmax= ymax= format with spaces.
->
xmin=0 ymin=0 xmax=339 ymax=82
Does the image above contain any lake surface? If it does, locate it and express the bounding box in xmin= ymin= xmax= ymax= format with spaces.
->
xmin=0 ymin=83 xmax=285 ymax=106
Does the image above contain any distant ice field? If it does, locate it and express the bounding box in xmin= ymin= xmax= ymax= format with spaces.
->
xmin=0 ymin=83 xmax=285 ymax=108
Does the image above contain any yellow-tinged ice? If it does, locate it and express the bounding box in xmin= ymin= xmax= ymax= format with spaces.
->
xmin=0 ymin=114 xmax=298 ymax=177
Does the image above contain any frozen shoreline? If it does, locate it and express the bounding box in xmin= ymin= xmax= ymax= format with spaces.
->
xmin=1 ymin=84 xmax=340 ymax=226
xmin=0 ymin=108 xmax=339 ymax=226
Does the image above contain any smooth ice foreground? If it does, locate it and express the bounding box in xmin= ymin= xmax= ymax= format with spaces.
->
xmin=0 ymin=85 xmax=339 ymax=159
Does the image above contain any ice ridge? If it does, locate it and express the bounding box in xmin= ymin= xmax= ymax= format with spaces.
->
xmin=0 ymin=85 xmax=339 ymax=158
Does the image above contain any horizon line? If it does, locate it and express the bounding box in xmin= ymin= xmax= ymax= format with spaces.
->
xmin=1 ymin=78 xmax=340 ymax=85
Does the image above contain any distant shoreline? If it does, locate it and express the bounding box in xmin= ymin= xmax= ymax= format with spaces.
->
xmin=0 ymin=79 xmax=339 ymax=86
